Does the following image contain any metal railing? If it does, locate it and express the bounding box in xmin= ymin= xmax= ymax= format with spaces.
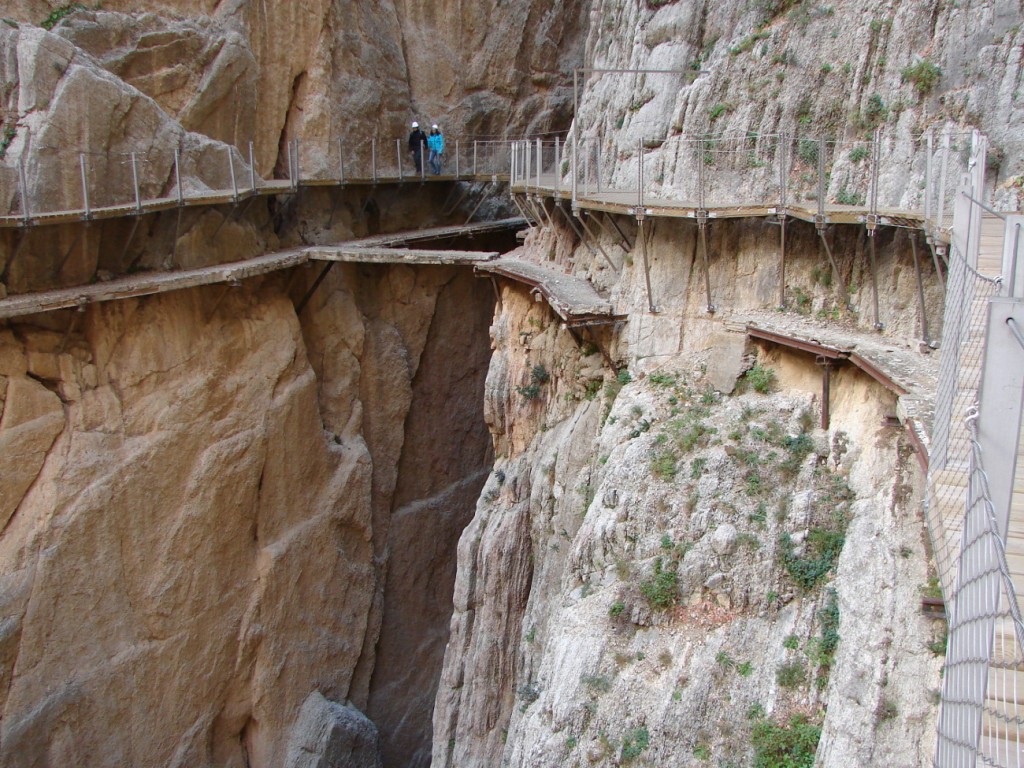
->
xmin=510 ymin=126 xmax=978 ymax=241
xmin=0 ymin=136 xmax=515 ymax=222
xmin=927 ymin=139 xmax=1024 ymax=765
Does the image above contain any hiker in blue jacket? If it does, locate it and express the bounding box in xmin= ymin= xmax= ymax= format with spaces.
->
xmin=427 ymin=124 xmax=445 ymax=175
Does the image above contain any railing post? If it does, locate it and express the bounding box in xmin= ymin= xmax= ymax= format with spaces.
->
xmin=130 ymin=151 xmax=141 ymax=213
xmin=396 ymin=138 xmax=403 ymax=181
xmin=936 ymin=126 xmax=951 ymax=232
xmin=293 ymin=138 xmax=300 ymax=188
xmin=227 ymin=146 xmax=238 ymax=202
xmin=286 ymin=139 xmax=294 ymax=189
xmin=473 ymin=141 xmax=479 ymax=176
xmin=338 ymin=138 xmax=345 ymax=183
xmin=597 ymin=131 xmax=603 ymax=194
xmin=816 ymin=136 xmax=825 ymax=214
xmin=421 ymin=140 xmax=426 ymax=180
xmin=637 ymin=138 xmax=644 ymax=212
xmin=79 ymin=153 xmax=91 ymax=219
xmin=778 ymin=131 xmax=788 ymax=210
xmin=455 ymin=139 xmax=460 ymax=178
xmin=248 ymin=141 xmax=256 ymax=191
xmin=372 ymin=137 xmax=377 ymax=182
xmin=524 ymin=140 xmax=531 ymax=190
xmin=554 ymin=136 xmax=561 ymax=193
xmin=18 ymin=153 xmax=30 ymax=224
xmin=584 ymin=139 xmax=590 ymax=197
xmin=535 ymin=138 xmax=541 ymax=189
xmin=924 ymin=131 xmax=933 ymax=233
xmin=174 ymin=148 xmax=183 ymax=205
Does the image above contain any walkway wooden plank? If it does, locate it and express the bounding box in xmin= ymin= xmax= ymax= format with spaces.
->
xmin=309 ymin=246 xmax=499 ymax=265
xmin=343 ymin=217 xmax=525 ymax=248
xmin=0 ymin=249 xmax=309 ymax=319
xmin=0 ymin=175 xmax=511 ymax=229
xmin=476 ymin=257 xmax=617 ymax=323
xmin=518 ymin=178 xmax=929 ymax=231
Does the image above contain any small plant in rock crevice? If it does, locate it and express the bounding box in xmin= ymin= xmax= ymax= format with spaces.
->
xmin=41 ymin=3 xmax=86 ymax=29
xmin=741 ymin=364 xmax=777 ymax=394
xmin=901 ymin=59 xmax=941 ymax=97
xmin=751 ymin=713 xmax=821 ymax=768
xmin=620 ymin=727 xmax=650 ymax=762
xmin=639 ymin=557 xmax=679 ymax=610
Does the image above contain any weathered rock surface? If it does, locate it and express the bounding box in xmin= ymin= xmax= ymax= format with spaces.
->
xmin=579 ymin=0 xmax=1023 ymax=206
xmin=0 ymin=261 xmax=494 ymax=767
xmin=284 ymin=691 xmax=383 ymax=768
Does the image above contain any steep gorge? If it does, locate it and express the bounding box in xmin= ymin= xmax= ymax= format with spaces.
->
xmin=1 ymin=0 xmax=1022 ymax=766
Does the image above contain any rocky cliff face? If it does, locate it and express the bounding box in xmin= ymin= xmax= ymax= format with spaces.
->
xmin=0 ymin=261 xmax=494 ymax=767
xmin=432 ymin=215 xmax=945 ymax=767
xmin=2 ymin=0 xmax=587 ymax=182
xmin=579 ymin=0 xmax=1023 ymax=207
xmin=1 ymin=0 xmax=1020 ymax=766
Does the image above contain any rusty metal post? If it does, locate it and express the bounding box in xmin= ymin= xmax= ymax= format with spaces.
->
xmin=372 ymin=138 xmax=377 ymax=182
xmin=455 ymin=139 xmax=460 ymax=178
xmin=818 ymin=356 xmax=832 ymax=429
xmin=698 ymin=212 xmax=715 ymax=313
xmin=867 ymin=227 xmax=882 ymax=330
xmin=637 ymin=213 xmax=656 ymax=313
xmin=910 ymin=232 xmax=932 ymax=345
xmin=397 ymin=139 xmax=403 ymax=181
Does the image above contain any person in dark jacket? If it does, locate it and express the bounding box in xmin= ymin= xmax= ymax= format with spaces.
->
xmin=408 ymin=122 xmax=428 ymax=174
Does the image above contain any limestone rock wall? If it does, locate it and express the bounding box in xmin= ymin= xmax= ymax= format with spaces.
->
xmin=0 ymin=261 xmax=494 ymax=767
xmin=433 ymin=217 xmax=943 ymax=766
xmin=2 ymin=0 xmax=588 ymax=184
xmin=577 ymin=0 xmax=1023 ymax=207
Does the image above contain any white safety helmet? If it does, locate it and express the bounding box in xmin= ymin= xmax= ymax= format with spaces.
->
xmin=432 ymin=124 xmax=439 ymax=129
xmin=411 ymin=121 xmax=419 ymax=127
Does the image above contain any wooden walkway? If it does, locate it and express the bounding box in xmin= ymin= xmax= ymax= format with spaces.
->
xmin=728 ymin=311 xmax=939 ymax=468
xmin=516 ymin=175 xmax=929 ymax=232
xmin=0 ymin=217 xmax=623 ymax=326
xmin=475 ymin=258 xmax=621 ymax=326
xmin=0 ymin=173 xmax=510 ymax=229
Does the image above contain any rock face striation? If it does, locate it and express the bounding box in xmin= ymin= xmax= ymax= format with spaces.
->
xmin=0 ymin=0 xmax=1022 ymax=766
xmin=0 ymin=262 xmax=494 ymax=767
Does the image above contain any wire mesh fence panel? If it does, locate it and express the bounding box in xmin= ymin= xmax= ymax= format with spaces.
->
xmin=698 ymin=133 xmax=784 ymax=208
xmin=935 ymin=409 xmax=1024 ymax=768
xmin=928 ymin=182 xmax=1024 ymax=766
xmin=925 ymin=130 xmax=977 ymax=237
xmin=471 ymin=141 xmax=511 ymax=178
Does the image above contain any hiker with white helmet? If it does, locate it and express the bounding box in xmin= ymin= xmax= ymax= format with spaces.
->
xmin=408 ymin=121 xmax=428 ymax=174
